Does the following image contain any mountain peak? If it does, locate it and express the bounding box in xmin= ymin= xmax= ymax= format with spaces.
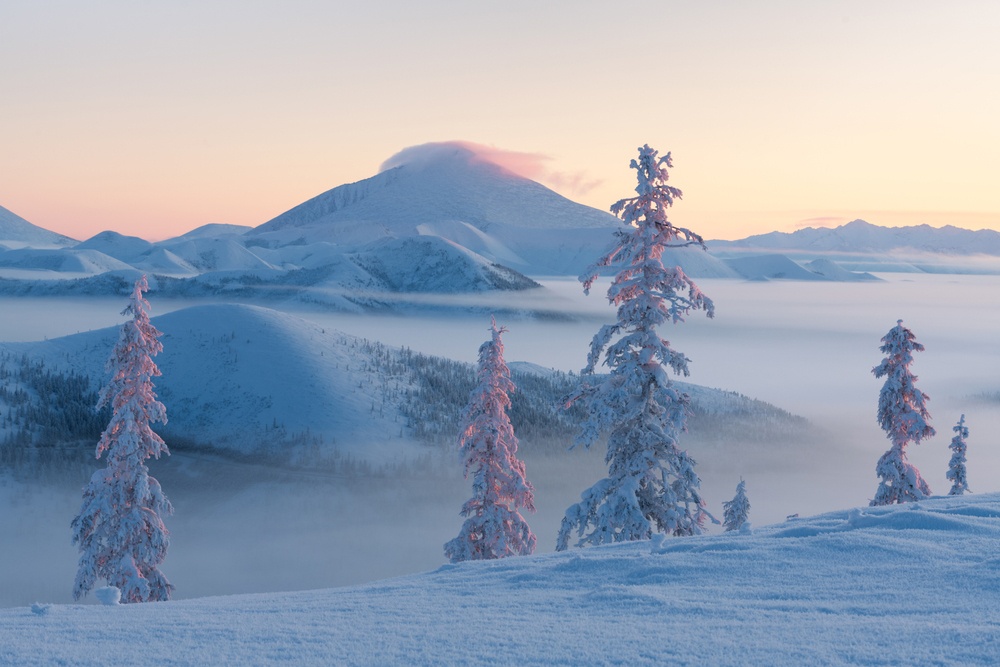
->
xmin=248 ymin=142 xmax=620 ymax=274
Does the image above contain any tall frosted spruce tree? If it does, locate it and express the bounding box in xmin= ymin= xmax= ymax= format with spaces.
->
xmin=870 ymin=320 xmax=934 ymax=506
xmin=557 ymin=144 xmax=714 ymax=551
xmin=444 ymin=318 xmax=536 ymax=562
xmin=71 ymin=275 xmax=173 ymax=602
xmin=947 ymin=414 xmax=970 ymax=496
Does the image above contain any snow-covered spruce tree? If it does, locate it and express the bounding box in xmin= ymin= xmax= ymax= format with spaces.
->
xmin=947 ymin=414 xmax=970 ymax=496
xmin=722 ymin=479 xmax=750 ymax=532
xmin=557 ymin=145 xmax=714 ymax=551
xmin=444 ymin=318 xmax=536 ymax=562
xmin=870 ymin=320 xmax=934 ymax=506
xmin=71 ymin=275 xmax=173 ymax=602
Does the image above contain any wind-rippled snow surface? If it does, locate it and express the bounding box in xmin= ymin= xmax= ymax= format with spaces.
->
xmin=4 ymin=493 xmax=1000 ymax=666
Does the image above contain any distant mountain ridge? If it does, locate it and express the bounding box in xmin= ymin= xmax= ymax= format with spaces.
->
xmin=0 ymin=143 xmax=737 ymax=301
xmin=712 ymin=219 xmax=1000 ymax=255
xmin=6 ymin=151 xmax=1000 ymax=290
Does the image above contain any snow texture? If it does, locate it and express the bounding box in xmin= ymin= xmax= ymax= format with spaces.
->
xmin=444 ymin=318 xmax=536 ymax=562
xmin=94 ymin=586 xmax=121 ymax=606
xmin=70 ymin=276 xmax=173 ymax=603
xmin=871 ymin=320 xmax=934 ymax=506
xmin=5 ymin=493 xmax=1000 ymax=666
xmin=558 ymin=145 xmax=715 ymax=549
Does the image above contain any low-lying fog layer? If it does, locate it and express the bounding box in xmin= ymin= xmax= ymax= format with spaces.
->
xmin=3 ymin=273 xmax=1000 ymax=608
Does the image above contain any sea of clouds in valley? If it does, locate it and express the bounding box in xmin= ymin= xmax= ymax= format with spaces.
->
xmin=3 ymin=271 xmax=1000 ymax=609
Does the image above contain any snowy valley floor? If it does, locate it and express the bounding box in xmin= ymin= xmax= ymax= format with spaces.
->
xmin=4 ymin=494 xmax=1000 ymax=666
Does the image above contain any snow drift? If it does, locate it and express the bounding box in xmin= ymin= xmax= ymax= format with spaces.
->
xmin=4 ymin=493 xmax=999 ymax=665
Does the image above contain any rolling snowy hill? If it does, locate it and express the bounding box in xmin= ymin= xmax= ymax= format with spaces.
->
xmin=0 ymin=303 xmax=810 ymax=470
xmin=0 ymin=248 xmax=135 ymax=277
xmin=4 ymin=492 xmax=999 ymax=665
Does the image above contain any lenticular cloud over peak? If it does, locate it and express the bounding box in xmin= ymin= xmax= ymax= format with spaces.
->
xmin=378 ymin=141 xmax=550 ymax=180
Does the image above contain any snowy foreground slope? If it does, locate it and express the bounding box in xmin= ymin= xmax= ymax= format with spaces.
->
xmin=5 ymin=494 xmax=1000 ymax=666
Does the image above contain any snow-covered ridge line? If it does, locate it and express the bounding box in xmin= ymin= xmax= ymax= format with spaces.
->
xmin=713 ymin=218 xmax=1000 ymax=255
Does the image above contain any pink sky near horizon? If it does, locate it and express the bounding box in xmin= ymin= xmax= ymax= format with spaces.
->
xmin=2 ymin=1 xmax=999 ymax=242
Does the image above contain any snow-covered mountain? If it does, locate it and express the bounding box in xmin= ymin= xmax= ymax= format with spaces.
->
xmin=714 ymin=218 xmax=1000 ymax=256
xmin=156 ymin=236 xmax=276 ymax=273
xmin=73 ymin=231 xmax=198 ymax=276
xmin=0 ymin=167 xmax=553 ymax=306
xmin=251 ymin=144 xmax=615 ymax=238
xmin=706 ymin=219 xmax=1000 ymax=278
xmin=20 ymin=156 xmax=985 ymax=291
xmin=248 ymin=142 xmax=733 ymax=278
xmin=5 ymin=493 xmax=999 ymax=665
xmin=0 ymin=204 xmax=76 ymax=249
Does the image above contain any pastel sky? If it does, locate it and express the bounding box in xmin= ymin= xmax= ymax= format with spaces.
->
xmin=2 ymin=1 xmax=998 ymax=241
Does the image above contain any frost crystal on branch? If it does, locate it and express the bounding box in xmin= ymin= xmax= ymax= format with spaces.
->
xmin=557 ymin=145 xmax=714 ymax=551
xmin=947 ymin=414 xmax=970 ymax=496
xmin=444 ymin=318 xmax=536 ymax=562
xmin=71 ymin=275 xmax=174 ymax=603
xmin=870 ymin=320 xmax=933 ymax=506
